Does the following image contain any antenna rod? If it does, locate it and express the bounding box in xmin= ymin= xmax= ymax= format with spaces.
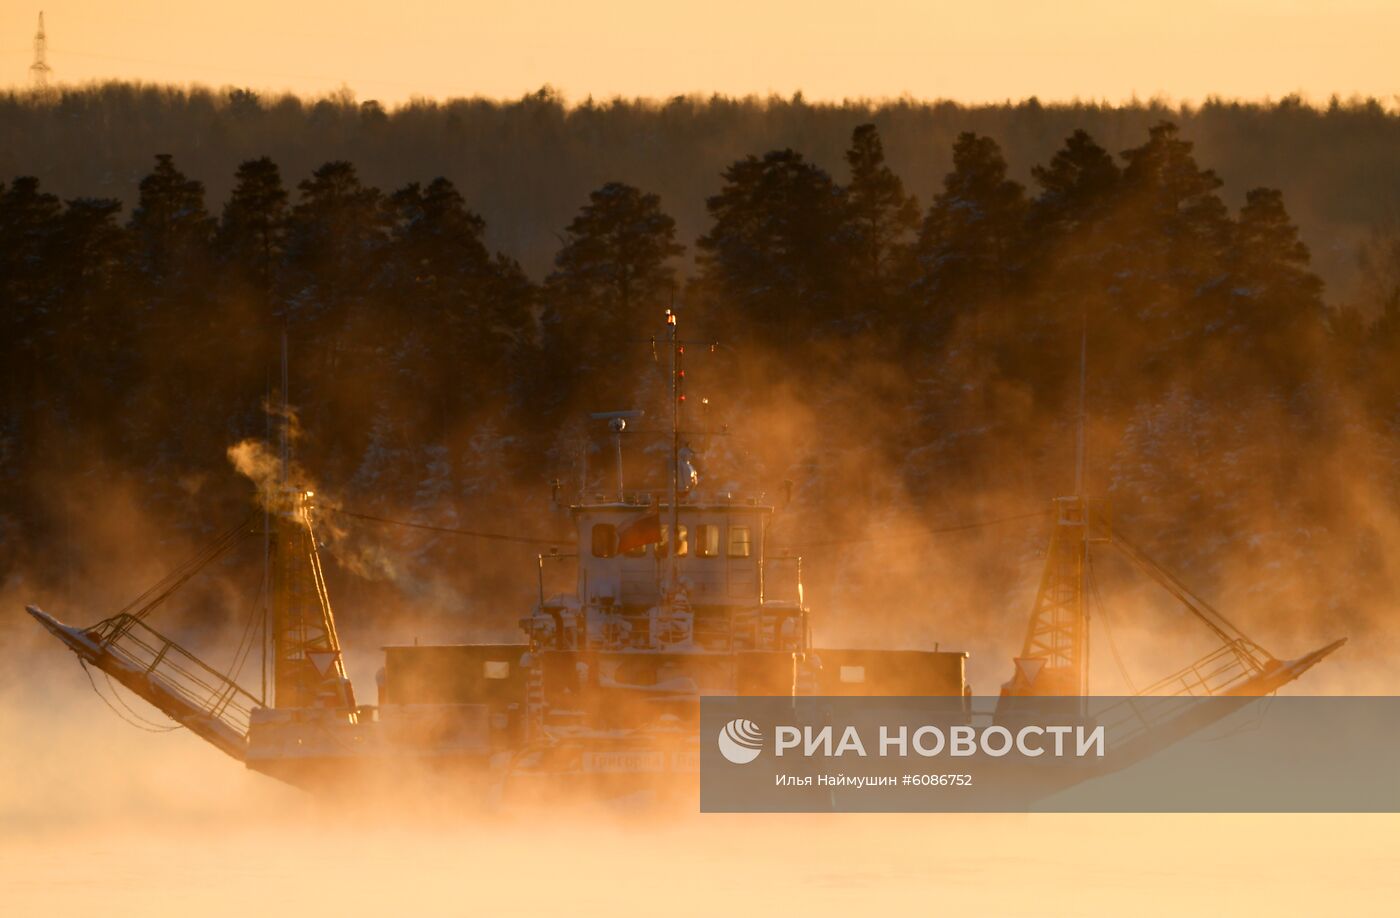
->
xmin=667 ymin=308 xmax=680 ymax=593
xmin=590 ymin=410 xmax=644 ymax=502
xmin=1075 ymin=307 xmax=1089 ymax=702
xmin=279 ymin=327 xmax=289 ymax=487
xmin=1073 ymin=308 xmax=1088 ymax=497
xmin=615 ymin=426 xmax=625 ymax=501
xmin=262 ymin=376 xmax=271 ymax=704
xmin=268 ymin=325 xmax=291 ymax=705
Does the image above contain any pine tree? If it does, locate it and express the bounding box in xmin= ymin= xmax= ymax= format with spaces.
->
xmin=1214 ymin=187 xmax=1327 ymax=387
xmin=1120 ymin=122 xmax=1225 ymax=220
xmin=56 ymin=197 xmax=127 ymax=303
xmin=1018 ymin=130 xmax=1121 ymax=397
xmin=0 ymin=178 xmax=62 ymax=439
xmin=217 ymin=156 xmax=289 ymax=308
xmin=1030 ymin=129 xmax=1119 ymax=237
xmin=534 ymin=182 xmax=682 ymax=413
xmin=912 ymin=133 xmax=1026 ymax=328
xmin=128 ymin=154 xmax=213 ymax=286
xmin=276 ymin=161 xmax=392 ymax=460
xmin=285 ymin=160 xmax=389 ymax=335
xmin=51 ymin=197 xmax=129 ymax=403
xmin=388 ymin=177 xmax=493 ymax=286
xmin=843 ymin=124 xmax=918 ymax=302
xmin=385 ymin=177 xmax=533 ymax=427
xmin=1117 ymin=122 xmax=1231 ymax=291
xmin=0 ymin=177 xmax=61 ymax=321
xmin=1108 ymin=122 xmax=1233 ymax=383
xmin=1233 ymin=187 xmax=1322 ymax=316
xmin=698 ymin=149 xmax=853 ymax=339
xmin=548 ymin=182 xmax=683 ymax=330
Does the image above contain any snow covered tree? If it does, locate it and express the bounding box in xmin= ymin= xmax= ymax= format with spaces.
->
xmin=1115 ymin=122 xmax=1231 ymax=301
xmin=911 ymin=133 xmax=1026 ymax=335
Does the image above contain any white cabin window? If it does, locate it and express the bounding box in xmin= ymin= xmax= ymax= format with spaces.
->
xmin=657 ymin=524 xmax=688 ymax=557
xmin=696 ymin=524 xmax=720 ymax=558
xmin=483 ymin=661 xmax=510 ymax=679
xmin=728 ymin=525 xmax=752 ymax=558
xmin=591 ymin=523 xmax=617 ymax=558
xmin=839 ymin=665 xmax=866 ymax=684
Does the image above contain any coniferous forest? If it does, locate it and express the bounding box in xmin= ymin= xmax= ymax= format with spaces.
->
xmin=4 ymin=84 xmax=1400 ymax=685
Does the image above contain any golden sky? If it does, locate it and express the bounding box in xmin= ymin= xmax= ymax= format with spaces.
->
xmin=4 ymin=1 xmax=1398 ymax=106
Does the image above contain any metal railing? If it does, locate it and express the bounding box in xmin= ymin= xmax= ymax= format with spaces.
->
xmin=761 ymin=555 xmax=804 ymax=605
xmin=1093 ymin=640 xmax=1269 ymax=748
xmin=93 ymin=613 xmax=262 ymax=738
xmin=1133 ymin=640 xmax=1265 ymax=697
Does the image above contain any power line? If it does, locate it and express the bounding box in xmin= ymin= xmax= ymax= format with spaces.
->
xmin=50 ymin=47 xmax=358 ymax=87
xmin=112 ymin=513 xmax=258 ymax=623
xmin=323 ymin=506 xmax=572 ymax=546
xmin=103 ymin=669 xmax=181 ymax=732
xmin=326 ymin=505 xmax=1046 ymax=550
xmin=783 ymin=509 xmax=1050 ymax=549
xmin=41 ymin=46 xmax=439 ymax=97
xmin=1088 ymin=550 xmax=1138 ymax=694
xmin=223 ymin=562 xmax=267 ymax=696
xmin=80 ymin=660 xmax=181 ymax=734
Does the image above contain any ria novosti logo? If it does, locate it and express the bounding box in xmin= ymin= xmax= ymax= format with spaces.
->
xmin=715 ymin=718 xmax=1106 ymax=764
xmin=717 ymin=718 xmax=765 ymax=764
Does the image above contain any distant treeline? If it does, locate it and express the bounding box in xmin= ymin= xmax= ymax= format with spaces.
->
xmin=4 ymin=83 xmax=1400 ymax=292
xmin=3 ymin=84 xmax=1399 ymax=654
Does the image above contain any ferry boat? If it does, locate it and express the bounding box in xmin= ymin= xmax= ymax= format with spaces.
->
xmin=26 ymin=310 xmax=1344 ymax=801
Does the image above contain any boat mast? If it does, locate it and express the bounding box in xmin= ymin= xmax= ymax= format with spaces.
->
xmin=265 ymin=327 xmax=289 ymax=702
xmin=280 ymin=328 xmax=289 ymax=486
xmin=1075 ymin=308 xmax=1089 ymax=698
xmin=1074 ymin=309 xmax=1087 ymax=499
xmin=268 ymin=330 xmax=355 ymax=714
xmin=666 ymin=308 xmax=681 ymax=594
xmin=1002 ymin=307 xmax=1094 ymax=702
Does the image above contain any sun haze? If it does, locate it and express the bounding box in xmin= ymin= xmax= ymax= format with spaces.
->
xmin=4 ymin=1 xmax=1399 ymax=105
